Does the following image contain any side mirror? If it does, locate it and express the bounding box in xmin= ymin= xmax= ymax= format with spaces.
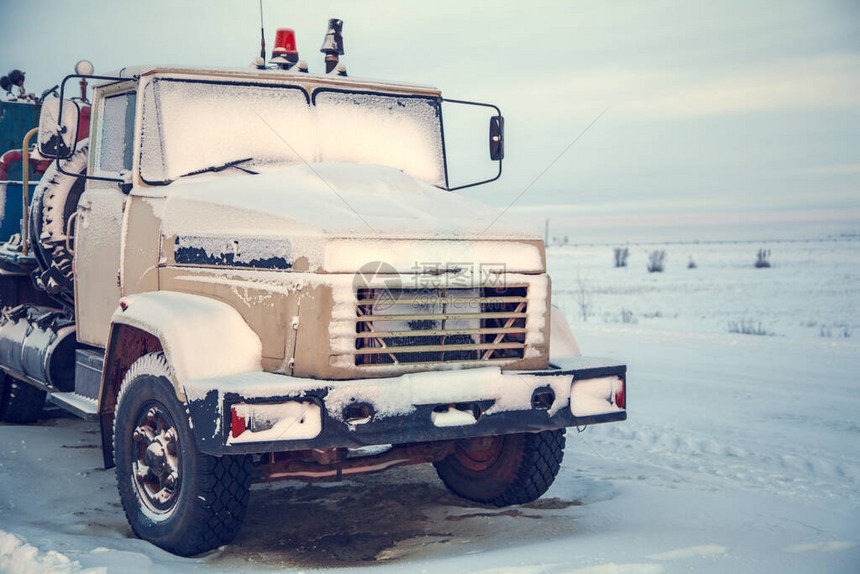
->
xmin=38 ymin=99 xmax=80 ymax=159
xmin=489 ymin=115 xmax=504 ymax=161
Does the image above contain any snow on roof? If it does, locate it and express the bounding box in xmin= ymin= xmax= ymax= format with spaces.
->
xmin=98 ymin=65 xmax=440 ymax=96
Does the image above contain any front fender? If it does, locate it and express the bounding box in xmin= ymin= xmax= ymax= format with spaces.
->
xmin=111 ymin=291 xmax=263 ymax=389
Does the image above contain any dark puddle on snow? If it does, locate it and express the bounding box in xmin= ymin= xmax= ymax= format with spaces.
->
xmin=212 ymin=465 xmax=585 ymax=570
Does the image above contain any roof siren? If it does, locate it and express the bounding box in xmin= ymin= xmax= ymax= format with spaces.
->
xmin=271 ymin=29 xmax=306 ymax=71
xmin=320 ymin=18 xmax=347 ymax=76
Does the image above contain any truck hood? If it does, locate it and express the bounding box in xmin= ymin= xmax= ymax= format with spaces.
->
xmin=153 ymin=163 xmax=545 ymax=273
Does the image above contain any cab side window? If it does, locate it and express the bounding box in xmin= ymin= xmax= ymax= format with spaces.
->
xmin=98 ymin=92 xmax=136 ymax=174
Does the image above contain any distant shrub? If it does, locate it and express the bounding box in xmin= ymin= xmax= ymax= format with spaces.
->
xmin=755 ymin=248 xmax=771 ymax=268
xmin=647 ymin=250 xmax=666 ymax=273
xmin=613 ymin=246 xmax=629 ymax=268
xmin=574 ymin=273 xmax=592 ymax=322
xmin=819 ymin=323 xmax=853 ymax=339
xmin=620 ymin=308 xmax=637 ymax=324
xmin=687 ymin=256 xmax=697 ymax=269
xmin=728 ymin=319 xmax=774 ymax=336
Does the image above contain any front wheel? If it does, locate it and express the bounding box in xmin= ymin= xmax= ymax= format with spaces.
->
xmin=114 ymin=353 xmax=251 ymax=556
xmin=434 ymin=429 xmax=566 ymax=507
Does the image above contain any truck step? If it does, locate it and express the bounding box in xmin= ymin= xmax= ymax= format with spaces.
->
xmin=49 ymin=392 xmax=98 ymax=420
xmin=74 ymin=348 xmax=104 ymax=400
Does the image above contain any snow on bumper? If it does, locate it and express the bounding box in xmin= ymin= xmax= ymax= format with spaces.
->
xmin=183 ymin=356 xmax=626 ymax=455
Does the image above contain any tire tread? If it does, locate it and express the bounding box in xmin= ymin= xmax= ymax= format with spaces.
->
xmin=487 ymin=429 xmax=566 ymax=506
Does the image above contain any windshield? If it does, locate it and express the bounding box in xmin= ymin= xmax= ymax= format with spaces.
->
xmin=139 ymin=78 xmax=446 ymax=187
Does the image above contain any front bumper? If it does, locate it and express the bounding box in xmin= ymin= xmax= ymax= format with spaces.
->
xmin=183 ymin=356 xmax=626 ymax=456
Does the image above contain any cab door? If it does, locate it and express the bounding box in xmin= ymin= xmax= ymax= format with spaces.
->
xmin=74 ymin=86 xmax=136 ymax=348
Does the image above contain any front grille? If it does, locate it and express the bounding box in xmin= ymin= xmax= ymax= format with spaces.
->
xmin=354 ymin=286 xmax=528 ymax=366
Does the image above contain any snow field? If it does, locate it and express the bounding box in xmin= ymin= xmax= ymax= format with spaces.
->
xmin=0 ymin=237 xmax=857 ymax=572
xmin=548 ymin=238 xmax=860 ymax=340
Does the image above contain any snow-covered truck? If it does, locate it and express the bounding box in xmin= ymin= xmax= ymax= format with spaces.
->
xmin=0 ymin=23 xmax=626 ymax=556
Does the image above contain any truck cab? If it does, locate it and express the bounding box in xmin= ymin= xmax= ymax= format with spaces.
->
xmin=0 ymin=32 xmax=626 ymax=557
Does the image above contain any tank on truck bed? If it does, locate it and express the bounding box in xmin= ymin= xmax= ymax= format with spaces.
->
xmin=0 ymin=20 xmax=626 ymax=557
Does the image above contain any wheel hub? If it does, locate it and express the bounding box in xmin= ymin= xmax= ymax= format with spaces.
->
xmin=131 ymin=403 xmax=181 ymax=514
xmin=453 ymin=435 xmax=504 ymax=471
xmin=144 ymin=442 xmax=166 ymax=469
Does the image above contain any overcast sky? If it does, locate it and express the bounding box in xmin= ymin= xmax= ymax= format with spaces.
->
xmin=3 ymin=0 xmax=858 ymax=239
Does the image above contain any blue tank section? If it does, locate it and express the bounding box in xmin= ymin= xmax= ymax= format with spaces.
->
xmin=0 ymin=100 xmax=41 ymax=180
xmin=0 ymin=182 xmax=26 ymax=244
xmin=0 ymin=100 xmax=41 ymax=260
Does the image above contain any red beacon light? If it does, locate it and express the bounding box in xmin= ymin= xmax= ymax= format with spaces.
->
xmin=271 ymin=28 xmax=300 ymax=70
xmin=274 ymin=28 xmax=297 ymax=55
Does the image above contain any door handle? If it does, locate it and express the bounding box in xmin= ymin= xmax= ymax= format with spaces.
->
xmin=65 ymin=212 xmax=79 ymax=255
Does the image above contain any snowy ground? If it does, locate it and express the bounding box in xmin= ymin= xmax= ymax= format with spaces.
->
xmin=1 ymin=237 xmax=858 ymax=573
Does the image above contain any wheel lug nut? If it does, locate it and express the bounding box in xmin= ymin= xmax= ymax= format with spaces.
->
xmin=146 ymin=408 xmax=157 ymax=422
xmin=133 ymin=430 xmax=143 ymax=442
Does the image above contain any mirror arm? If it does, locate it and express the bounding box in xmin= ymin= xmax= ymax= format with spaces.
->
xmin=441 ymin=98 xmax=502 ymax=117
xmin=53 ymin=73 xmax=138 ymax=187
xmin=56 ymin=73 xmax=133 ymax=122
xmin=447 ymin=159 xmax=502 ymax=192
xmin=55 ymin=156 xmax=127 ymax=185
xmin=441 ymin=98 xmax=504 ymax=192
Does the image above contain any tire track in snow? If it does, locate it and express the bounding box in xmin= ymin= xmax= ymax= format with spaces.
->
xmin=569 ymin=422 xmax=860 ymax=502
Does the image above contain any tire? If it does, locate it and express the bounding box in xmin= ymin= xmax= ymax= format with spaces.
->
xmin=434 ymin=429 xmax=566 ymax=507
xmin=0 ymin=374 xmax=46 ymax=424
xmin=114 ymin=353 xmax=251 ymax=556
xmin=29 ymin=139 xmax=88 ymax=304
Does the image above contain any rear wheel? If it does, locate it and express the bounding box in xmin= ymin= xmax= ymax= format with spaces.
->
xmin=114 ymin=353 xmax=251 ymax=556
xmin=0 ymin=374 xmax=46 ymax=423
xmin=434 ymin=429 xmax=566 ymax=506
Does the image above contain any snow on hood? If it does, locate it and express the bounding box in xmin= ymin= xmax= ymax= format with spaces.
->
xmin=154 ymin=163 xmax=544 ymax=273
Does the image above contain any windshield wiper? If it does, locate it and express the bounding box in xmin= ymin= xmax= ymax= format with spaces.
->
xmin=175 ymin=157 xmax=258 ymax=181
